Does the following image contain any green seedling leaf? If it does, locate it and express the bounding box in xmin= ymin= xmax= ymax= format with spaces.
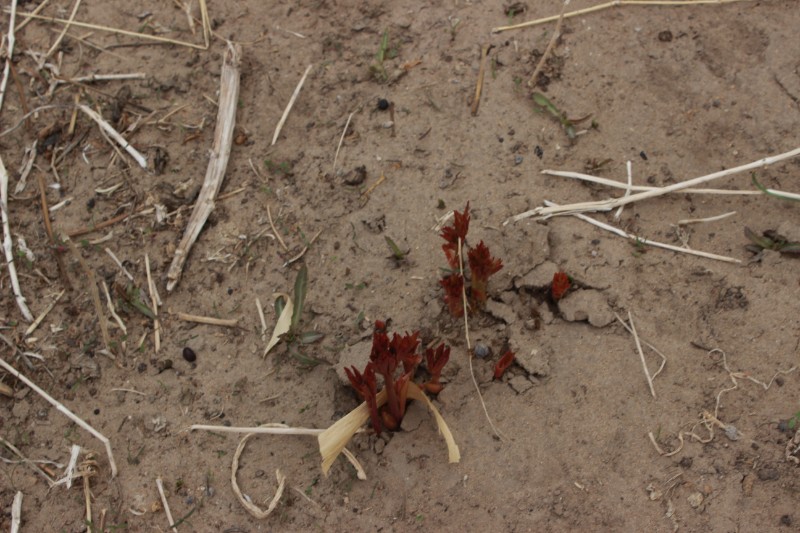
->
xmin=291 ymin=264 xmax=308 ymax=331
xmin=264 ymin=292 xmax=293 ymax=357
xmin=778 ymin=243 xmax=800 ymax=255
xmin=124 ymin=285 xmax=155 ymax=320
xmin=274 ymin=295 xmax=286 ymax=317
xmin=299 ymin=331 xmax=325 ymax=344
xmin=384 ymin=236 xmax=406 ymax=260
xmin=744 ymin=227 xmax=774 ymax=250
xmin=377 ymin=30 xmax=389 ymax=63
xmin=532 ymin=92 xmax=561 ymax=118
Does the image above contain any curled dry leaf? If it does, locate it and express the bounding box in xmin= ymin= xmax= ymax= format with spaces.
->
xmin=263 ymin=293 xmax=292 ymax=357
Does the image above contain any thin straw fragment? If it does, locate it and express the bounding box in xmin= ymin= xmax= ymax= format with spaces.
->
xmin=0 ymin=0 xmax=18 ymax=114
xmin=272 ymin=64 xmax=312 ymax=145
xmin=0 ymin=154 xmax=33 ymax=321
xmin=0 ymin=358 xmax=117 ymax=477
xmin=10 ymin=491 xmax=22 ymax=533
xmin=156 ymin=478 xmax=178 ymax=533
xmin=78 ymin=105 xmax=147 ymax=167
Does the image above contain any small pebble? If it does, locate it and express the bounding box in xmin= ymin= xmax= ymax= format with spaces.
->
xmin=534 ymin=145 xmax=544 ymax=159
xmin=657 ymin=30 xmax=673 ymax=42
xmin=377 ymin=98 xmax=390 ymax=110
xmin=474 ymin=343 xmax=490 ymax=358
xmin=780 ymin=515 xmax=792 ymax=526
xmin=183 ymin=347 xmax=197 ymax=363
xmin=514 ymin=155 xmax=523 ymax=166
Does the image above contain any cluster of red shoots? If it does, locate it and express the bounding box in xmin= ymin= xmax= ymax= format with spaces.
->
xmin=439 ymin=203 xmax=503 ymax=317
xmin=345 ymin=321 xmax=450 ymax=435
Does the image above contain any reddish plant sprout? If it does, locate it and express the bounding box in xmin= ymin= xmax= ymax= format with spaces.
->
xmin=440 ymin=273 xmax=465 ymax=317
xmin=344 ymin=364 xmax=381 ymax=434
xmin=440 ymin=202 xmax=470 ymax=269
xmin=346 ymin=321 xmax=450 ymax=435
xmin=423 ymin=343 xmax=450 ymax=394
xmin=439 ymin=203 xmax=504 ymax=316
xmin=493 ymin=350 xmax=516 ymax=379
xmin=551 ymin=271 xmax=571 ymax=301
xmin=467 ymin=241 xmax=503 ymax=310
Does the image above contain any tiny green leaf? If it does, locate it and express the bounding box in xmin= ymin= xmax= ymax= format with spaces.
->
xmin=291 ymin=264 xmax=308 ymax=331
xmin=385 ymin=236 xmax=406 ymax=260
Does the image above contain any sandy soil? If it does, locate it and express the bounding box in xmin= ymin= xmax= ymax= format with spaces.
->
xmin=1 ymin=0 xmax=800 ymax=531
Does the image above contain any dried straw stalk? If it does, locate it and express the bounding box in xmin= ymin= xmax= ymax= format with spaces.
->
xmin=0 ymin=154 xmax=33 ymax=321
xmin=166 ymin=43 xmax=241 ymax=292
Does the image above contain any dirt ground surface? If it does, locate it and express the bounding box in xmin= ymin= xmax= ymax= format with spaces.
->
xmin=1 ymin=0 xmax=800 ymax=531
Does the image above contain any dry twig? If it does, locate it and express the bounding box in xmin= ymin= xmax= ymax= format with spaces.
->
xmin=492 ymin=0 xmax=752 ymax=33
xmin=471 ymin=45 xmax=492 ymax=116
xmin=156 ymin=478 xmax=178 ymax=533
xmin=0 ymin=0 xmax=18 ymax=114
xmin=272 ymin=64 xmax=313 ymax=145
xmin=10 ymin=491 xmax=22 ymax=533
xmin=174 ymin=312 xmax=238 ymax=327
xmin=528 ymin=0 xmax=569 ymax=87
xmin=166 ymin=43 xmax=241 ymax=291
xmin=0 ymin=154 xmax=33 ymax=321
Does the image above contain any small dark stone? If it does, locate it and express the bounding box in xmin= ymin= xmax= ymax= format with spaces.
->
xmin=93 ymin=408 xmax=100 ymax=415
xmin=657 ymin=30 xmax=673 ymax=42
xmin=534 ymin=145 xmax=543 ymax=159
xmin=377 ymin=98 xmax=390 ymax=110
xmin=227 ymin=287 xmax=233 ymax=296
xmin=780 ymin=515 xmax=792 ymax=526
xmin=775 ymin=376 xmax=784 ymax=387
xmin=679 ymin=456 xmax=693 ymax=469
xmin=757 ymin=467 xmax=779 ymax=481
xmin=223 ymin=420 xmax=232 ymax=427
xmin=514 ymin=155 xmax=523 ymax=166
xmin=137 ymin=362 xmax=147 ymax=373
xmin=639 ymin=150 xmax=648 ymax=161
xmin=86 ymin=197 xmax=96 ymax=210
xmin=182 ymin=347 xmax=197 ymax=363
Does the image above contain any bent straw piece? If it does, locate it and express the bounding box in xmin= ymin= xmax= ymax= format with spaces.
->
xmin=542 ymin=169 xmax=762 ymax=196
xmin=507 ymin=146 xmax=800 ymax=223
xmin=6 ymin=9 xmax=209 ymax=49
xmin=24 ymin=289 xmax=65 ymax=337
xmin=0 ymin=0 xmax=18 ymax=114
xmin=545 ymin=200 xmax=741 ymax=263
xmin=0 ymin=357 xmax=117 ymax=477
xmin=406 ymin=382 xmax=460 ymax=463
xmin=677 ymin=211 xmax=736 ymax=225
xmin=78 ymin=105 xmax=147 ymax=168
xmin=0 ymin=154 xmax=33 ymax=322
xmin=232 ymin=434 xmax=286 ymax=519
xmin=491 ymin=0 xmax=752 ymax=33
xmin=626 ymin=311 xmax=656 ymax=398
xmin=166 ymin=43 xmax=241 ymax=292
xmin=320 ymin=389 xmax=388 ymax=476
xmin=272 ymin=64 xmax=313 ymax=145
xmin=614 ymin=160 xmax=633 ymax=220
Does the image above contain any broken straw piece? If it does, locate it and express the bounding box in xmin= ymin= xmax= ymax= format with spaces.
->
xmin=166 ymin=43 xmax=241 ymax=292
